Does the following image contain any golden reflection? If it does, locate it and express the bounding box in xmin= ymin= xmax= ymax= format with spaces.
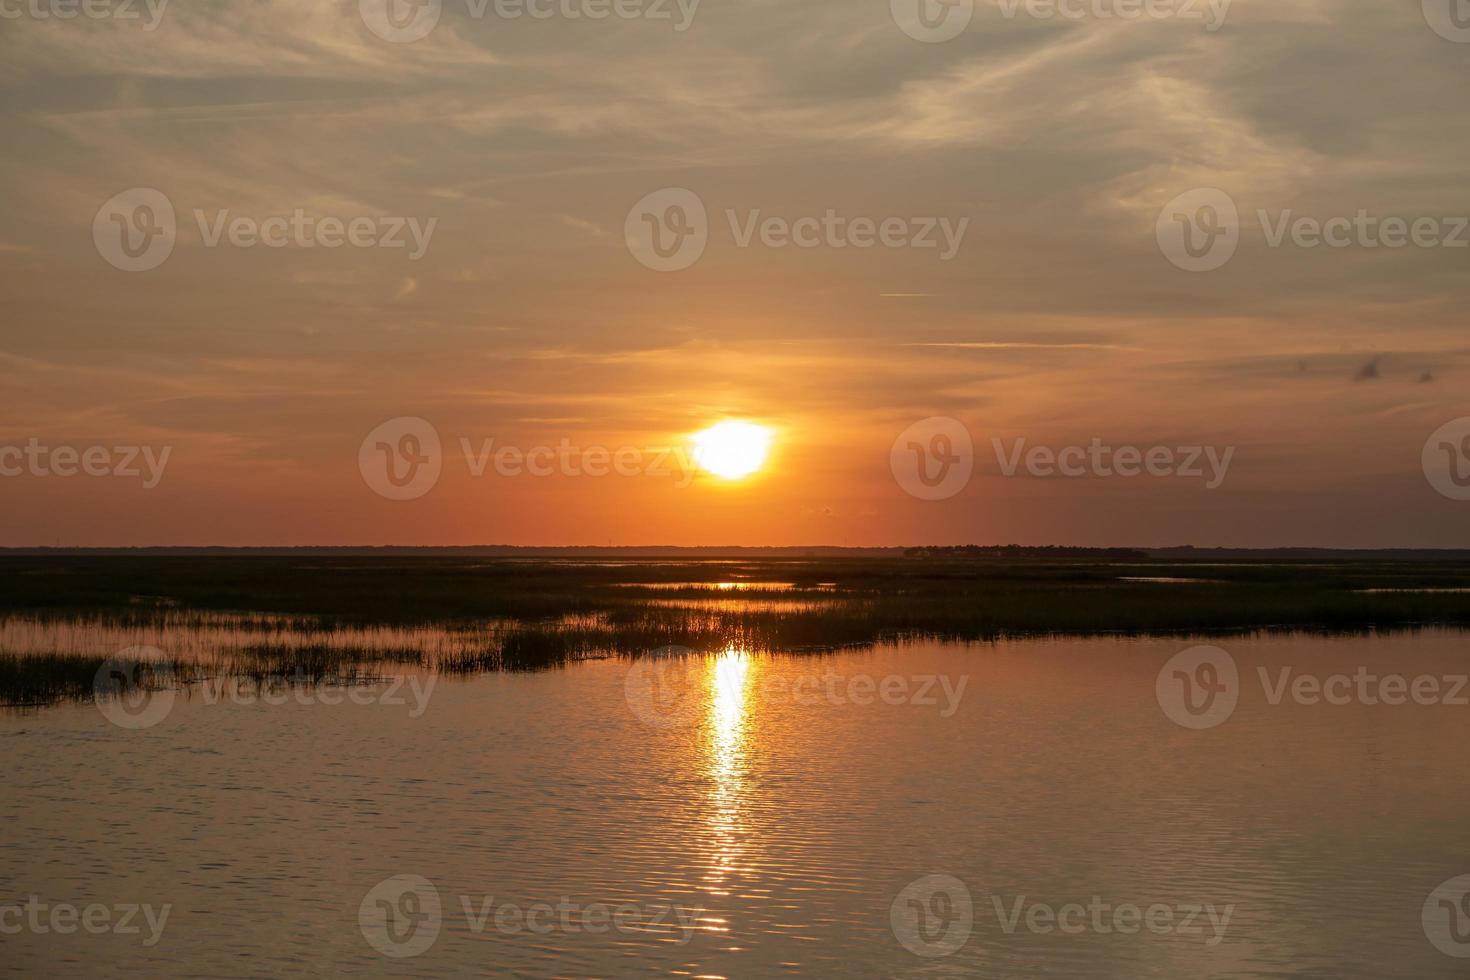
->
xmin=702 ymin=646 xmax=755 ymax=904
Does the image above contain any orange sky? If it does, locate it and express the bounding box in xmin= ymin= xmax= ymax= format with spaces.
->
xmin=1 ymin=1 xmax=1468 ymax=547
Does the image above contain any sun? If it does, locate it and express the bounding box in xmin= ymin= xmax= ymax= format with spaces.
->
xmin=692 ymin=422 xmax=772 ymax=480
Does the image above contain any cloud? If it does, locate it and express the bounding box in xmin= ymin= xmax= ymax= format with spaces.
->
xmin=3 ymin=0 xmax=1470 ymax=545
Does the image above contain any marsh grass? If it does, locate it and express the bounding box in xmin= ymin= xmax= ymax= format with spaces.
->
xmin=0 ymin=646 xmax=409 ymax=711
xmin=0 ymin=653 xmax=116 ymax=706
xmin=4 ymin=555 xmax=1470 ymax=708
xmin=220 ymin=643 xmax=424 ymax=682
xmin=0 ymin=652 xmax=193 ymax=709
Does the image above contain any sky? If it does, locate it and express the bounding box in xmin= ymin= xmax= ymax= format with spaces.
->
xmin=1 ymin=0 xmax=1468 ymax=547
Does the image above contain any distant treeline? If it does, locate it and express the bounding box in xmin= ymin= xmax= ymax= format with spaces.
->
xmin=4 ymin=545 xmax=1470 ymax=561
xmin=904 ymin=546 xmax=1149 ymax=559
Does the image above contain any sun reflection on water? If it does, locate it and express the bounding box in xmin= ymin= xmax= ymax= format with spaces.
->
xmin=703 ymin=646 xmax=754 ymax=906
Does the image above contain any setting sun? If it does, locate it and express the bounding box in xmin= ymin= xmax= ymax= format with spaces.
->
xmin=692 ymin=422 xmax=773 ymax=481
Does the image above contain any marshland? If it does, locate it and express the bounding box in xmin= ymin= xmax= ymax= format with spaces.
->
xmin=5 ymin=552 xmax=1470 ymax=708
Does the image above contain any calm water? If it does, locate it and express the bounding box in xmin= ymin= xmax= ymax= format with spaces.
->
xmin=4 ymin=631 xmax=1470 ymax=977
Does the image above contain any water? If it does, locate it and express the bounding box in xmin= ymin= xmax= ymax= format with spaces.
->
xmin=3 ymin=631 xmax=1469 ymax=977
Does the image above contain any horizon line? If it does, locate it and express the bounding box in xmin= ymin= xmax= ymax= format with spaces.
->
xmin=5 ymin=544 xmax=1470 ymax=557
